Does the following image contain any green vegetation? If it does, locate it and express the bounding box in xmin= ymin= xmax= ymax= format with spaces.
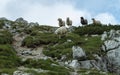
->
xmin=74 ymin=25 xmax=120 ymax=35
xmin=77 ymin=68 xmax=116 ymax=75
xmin=0 ymin=18 xmax=119 ymax=75
xmin=39 ymin=71 xmax=69 ymax=75
xmin=0 ymin=27 xmax=20 ymax=69
xmin=22 ymin=33 xmax=58 ymax=48
xmin=22 ymin=58 xmax=70 ymax=75
xmin=80 ymin=36 xmax=103 ymax=59
xmin=0 ymin=30 xmax=13 ymax=44
xmin=0 ymin=44 xmax=21 ymax=68
xmin=0 ymin=29 xmax=21 ymax=69
xmin=43 ymin=33 xmax=83 ymax=60
xmin=26 ymin=70 xmax=70 ymax=75
xmin=43 ymin=33 xmax=103 ymax=60
xmin=0 ymin=18 xmax=13 ymax=29
xmin=24 ymin=25 xmax=57 ymax=34
xmin=0 ymin=20 xmax=4 ymax=29
xmin=0 ymin=68 xmax=17 ymax=75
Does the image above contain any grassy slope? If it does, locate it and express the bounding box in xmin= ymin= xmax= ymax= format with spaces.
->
xmin=0 ymin=30 xmax=21 ymax=74
xmin=1 ymin=20 xmax=119 ymax=74
xmin=43 ymin=33 xmax=103 ymax=60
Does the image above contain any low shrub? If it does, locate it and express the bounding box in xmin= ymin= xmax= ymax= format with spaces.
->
xmin=22 ymin=58 xmax=70 ymax=75
xmin=74 ymin=25 xmax=120 ymax=36
xmin=0 ymin=30 xmax=13 ymax=44
xmin=43 ymin=33 xmax=103 ymax=60
xmin=22 ymin=33 xmax=58 ymax=48
xmin=0 ymin=44 xmax=21 ymax=68
xmin=43 ymin=33 xmax=83 ymax=60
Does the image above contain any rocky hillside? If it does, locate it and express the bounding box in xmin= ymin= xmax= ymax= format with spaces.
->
xmin=0 ymin=17 xmax=120 ymax=75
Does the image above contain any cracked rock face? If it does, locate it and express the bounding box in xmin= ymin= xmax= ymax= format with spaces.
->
xmin=71 ymin=46 xmax=96 ymax=69
xmin=101 ymin=30 xmax=120 ymax=74
xmin=102 ymin=40 xmax=119 ymax=52
xmin=63 ymin=30 xmax=120 ymax=74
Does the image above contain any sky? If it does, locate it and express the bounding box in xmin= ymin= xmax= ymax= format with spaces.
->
xmin=0 ymin=0 xmax=120 ymax=26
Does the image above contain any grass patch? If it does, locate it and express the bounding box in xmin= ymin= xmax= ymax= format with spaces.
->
xmin=0 ymin=68 xmax=17 ymax=75
xmin=0 ymin=44 xmax=21 ymax=68
xmin=74 ymin=25 xmax=120 ymax=36
xmin=26 ymin=70 xmax=70 ymax=75
xmin=43 ymin=33 xmax=103 ymax=60
xmin=22 ymin=33 xmax=58 ymax=48
xmin=43 ymin=33 xmax=83 ymax=60
xmin=22 ymin=58 xmax=70 ymax=75
xmin=80 ymin=36 xmax=103 ymax=59
xmin=43 ymin=43 xmax=73 ymax=60
xmin=77 ymin=68 xmax=115 ymax=75
xmin=0 ymin=30 xmax=13 ymax=44
xmin=24 ymin=25 xmax=57 ymax=34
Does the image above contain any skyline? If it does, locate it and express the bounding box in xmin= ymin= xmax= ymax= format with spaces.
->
xmin=0 ymin=0 xmax=120 ymax=26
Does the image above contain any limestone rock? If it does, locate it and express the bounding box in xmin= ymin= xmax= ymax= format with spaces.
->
xmin=101 ymin=31 xmax=107 ymax=41
xmin=72 ymin=46 xmax=86 ymax=59
xmin=15 ymin=17 xmax=28 ymax=25
xmin=101 ymin=30 xmax=120 ymax=74
xmin=13 ymin=71 xmax=32 ymax=75
xmin=79 ymin=60 xmax=93 ymax=69
xmin=106 ymin=47 xmax=120 ymax=73
xmin=102 ymin=40 xmax=119 ymax=52
xmin=69 ymin=60 xmax=80 ymax=69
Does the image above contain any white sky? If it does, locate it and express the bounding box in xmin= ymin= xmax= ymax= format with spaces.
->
xmin=0 ymin=0 xmax=119 ymax=27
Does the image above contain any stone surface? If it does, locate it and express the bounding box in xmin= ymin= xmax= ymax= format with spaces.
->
xmin=101 ymin=31 xmax=107 ymax=41
xmin=69 ymin=60 xmax=80 ymax=69
xmin=13 ymin=71 xmax=32 ymax=75
xmin=72 ymin=46 xmax=86 ymax=59
xmin=15 ymin=17 xmax=28 ymax=25
xmin=79 ymin=60 xmax=93 ymax=69
xmin=102 ymin=40 xmax=119 ymax=52
xmin=101 ymin=30 xmax=120 ymax=74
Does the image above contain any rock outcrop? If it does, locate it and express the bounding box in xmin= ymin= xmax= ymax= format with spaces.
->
xmin=68 ymin=30 xmax=120 ymax=74
xmin=102 ymin=30 xmax=120 ymax=74
xmin=72 ymin=46 xmax=86 ymax=59
xmin=15 ymin=17 xmax=28 ymax=25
